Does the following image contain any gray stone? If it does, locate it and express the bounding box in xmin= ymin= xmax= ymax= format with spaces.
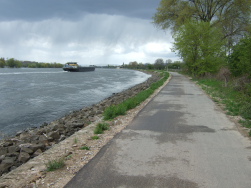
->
xmin=0 ymin=147 xmax=8 ymax=155
xmin=29 ymin=143 xmax=45 ymax=152
xmin=18 ymin=152 xmax=30 ymax=163
xmin=39 ymin=135 xmax=48 ymax=142
xmin=47 ymin=131 xmax=60 ymax=140
xmin=20 ymin=147 xmax=34 ymax=154
xmin=72 ymin=123 xmax=84 ymax=128
xmin=0 ymin=155 xmax=5 ymax=162
xmin=5 ymin=152 xmax=18 ymax=158
xmin=0 ymin=163 xmax=12 ymax=176
xmin=2 ymin=157 xmax=16 ymax=164
xmin=33 ymin=149 xmax=43 ymax=157
xmin=8 ymin=145 xmax=19 ymax=153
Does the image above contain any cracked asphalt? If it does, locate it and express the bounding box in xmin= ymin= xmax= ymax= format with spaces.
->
xmin=64 ymin=72 xmax=251 ymax=188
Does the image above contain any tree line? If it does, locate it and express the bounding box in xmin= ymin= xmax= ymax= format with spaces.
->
xmin=123 ymin=59 xmax=183 ymax=70
xmin=0 ymin=58 xmax=63 ymax=68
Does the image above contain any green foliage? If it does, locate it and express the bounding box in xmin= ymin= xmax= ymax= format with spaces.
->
xmin=91 ymin=135 xmax=100 ymax=140
xmin=46 ymin=158 xmax=65 ymax=171
xmin=197 ymin=78 xmax=251 ymax=131
xmin=94 ymin=122 xmax=110 ymax=134
xmin=173 ymin=21 xmax=226 ymax=76
xmin=0 ymin=57 xmax=5 ymax=68
xmin=228 ymin=36 xmax=251 ymax=77
xmin=74 ymin=138 xmax=78 ymax=144
xmin=167 ymin=61 xmax=184 ymax=70
xmin=80 ymin=146 xmax=90 ymax=150
xmin=103 ymin=105 xmax=127 ymax=120
xmin=153 ymin=0 xmax=251 ymax=39
xmin=103 ymin=71 xmax=169 ymax=120
xmin=154 ymin=58 xmax=166 ymax=70
xmin=6 ymin=58 xmax=22 ymax=68
xmin=1 ymin=57 xmax=63 ymax=68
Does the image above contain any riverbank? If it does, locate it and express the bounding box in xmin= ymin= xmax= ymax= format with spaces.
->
xmin=0 ymin=70 xmax=165 ymax=186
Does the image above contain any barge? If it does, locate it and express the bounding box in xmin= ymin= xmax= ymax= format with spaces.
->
xmin=63 ymin=62 xmax=95 ymax=72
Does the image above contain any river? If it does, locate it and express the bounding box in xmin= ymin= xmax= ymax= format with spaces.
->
xmin=0 ymin=68 xmax=150 ymax=138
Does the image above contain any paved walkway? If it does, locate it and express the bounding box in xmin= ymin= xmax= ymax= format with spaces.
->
xmin=65 ymin=72 xmax=251 ymax=188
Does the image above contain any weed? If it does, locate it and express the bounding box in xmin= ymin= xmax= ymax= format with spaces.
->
xmin=74 ymin=137 xmax=78 ymax=144
xmin=94 ymin=122 xmax=110 ymax=134
xmin=80 ymin=146 xmax=90 ymax=150
xmin=91 ymin=135 xmax=99 ymax=140
xmin=65 ymin=155 xmax=72 ymax=160
xmin=46 ymin=158 xmax=65 ymax=171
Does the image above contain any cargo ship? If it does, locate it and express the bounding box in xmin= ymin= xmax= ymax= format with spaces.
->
xmin=63 ymin=62 xmax=95 ymax=72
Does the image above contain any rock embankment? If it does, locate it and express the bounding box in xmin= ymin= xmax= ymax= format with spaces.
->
xmin=0 ymin=71 xmax=162 ymax=176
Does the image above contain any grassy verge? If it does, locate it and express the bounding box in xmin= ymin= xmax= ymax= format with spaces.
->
xmin=103 ymin=71 xmax=169 ymax=120
xmin=196 ymin=78 xmax=251 ymax=134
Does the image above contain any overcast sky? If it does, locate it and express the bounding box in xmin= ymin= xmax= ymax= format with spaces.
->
xmin=0 ymin=0 xmax=179 ymax=66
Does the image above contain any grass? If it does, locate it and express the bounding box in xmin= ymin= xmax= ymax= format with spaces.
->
xmin=46 ymin=158 xmax=65 ymax=171
xmin=74 ymin=137 xmax=78 ymax=144
xmin=91 ymin=135 xmax=100 ymax=140
xmin=196 ymin=78 xmax=251 ymax=132
xmin=103 ymin=71 xmax=169 ymax=120
xmin=80 ymin=146 xmax=90 ymax=150
xmin=94 ymin=122 xmax=110 ymax=134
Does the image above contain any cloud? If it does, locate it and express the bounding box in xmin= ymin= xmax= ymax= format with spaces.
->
xmin=0 ymin=0 xmax=160 ymax=21
xmin=0 ymin=1 xmax=180 ymax=65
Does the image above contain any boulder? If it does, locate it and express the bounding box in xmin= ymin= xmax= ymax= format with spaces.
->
xmin=0 ymin=163 xmax=12 ymax=176
xmin=8 ymin=145 xmax=19 ymax=153
xmin=47 ymin=131 xmax=60 ymax=140
xmin=0 ymin=147 xmax=8 ymax=156
xmin=20 ymin=147 xmax=34 ymax=154
xmin=29 ymin=143 xmax=45 ymax=152
xmin=18 ymin=152 xmax=30 ymax=163
xmin=32 ymin=149 xmax=43 ymax=157
xmin=39 ymin=135 xmax=49 ymax=142
xmin=2 ymin=157 xmax=16 ymax=164
xmin=72 ymin=123 xmax=84 ymax=129
xmin=0 ymin=155 xmax=5 ymax=162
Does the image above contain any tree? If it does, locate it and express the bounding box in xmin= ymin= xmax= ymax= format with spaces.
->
xmin=228 ymin=35 xmax=251 ymax=77
xmin=129 ymin=61 xmax=138 ymax=69
xmin=0 ymin=58 xmax=5 ymax=68
xmin=173 ymin=21 xmax=226 ymax=76
xmin=154 ymin=58 xmax=165 ymax=70
xmin=167 ymin=61 xmax=184 ymax=69
xmin=153 ymin=0 xmax=251 ymax=49
xmin=166 ymin=59 xmax=172 ymax=64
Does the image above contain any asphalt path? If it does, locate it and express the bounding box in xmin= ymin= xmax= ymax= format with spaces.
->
xmin=65 ymin=72 xmax=251 ymax=188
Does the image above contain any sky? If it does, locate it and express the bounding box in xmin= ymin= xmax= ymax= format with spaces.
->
xmin=0 ymin=0 xmax=179 ymax=66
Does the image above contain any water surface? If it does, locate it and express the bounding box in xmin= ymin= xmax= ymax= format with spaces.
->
xmin=0 ymin=68 xmax=150 ymax=138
